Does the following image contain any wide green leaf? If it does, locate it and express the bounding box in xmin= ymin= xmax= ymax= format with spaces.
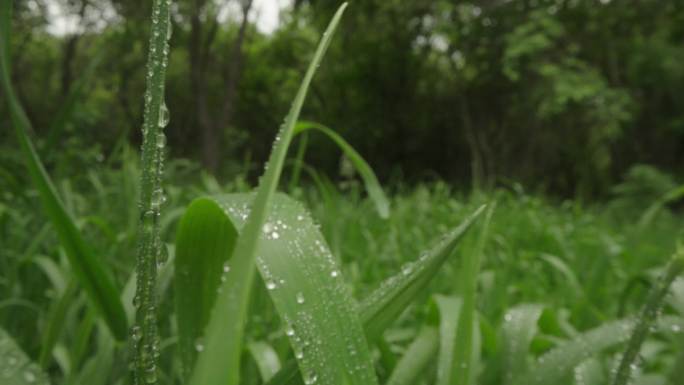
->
xmin=265 ymin=204 xmax=486 ymax=385
xmin=187 ymin=4 xmax=349 ymax=385
xmin=0 ymin=327 xmax=50 ymax=385
xmin=0 ymin=1 xmax=127 ymax=341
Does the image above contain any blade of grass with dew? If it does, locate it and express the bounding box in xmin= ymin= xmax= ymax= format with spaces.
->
xmin=221 ymin=193 xmax=379 ymax=385
xmin=499 ymin=304 xmax=544 ymax=385
xmin=434 ymin=295 xmax=463 ymax=385
xmin=0 ymin=327 xmax=50 ymax=385
xmin=264 ymin=204 xmax=486 ymax=385
xmin=187 ymin=5 xmax=350 ymax=385
xmin=452 ymin=204 xmax=494 ymax=385
xmin=433 ymin=295 xmax=481 ymax=385
xmin=294 ymin=120 xmax=390 ymax=218
xmin=0 ymin=1 xmax=127 ymax=341
xmin=519 ymin=318 xmax=635 ymax=385
xmin=131 ymin=0 xmax=173 ymax=382
xmin=611 ymin=249 xmax=684 ymax=385
xmin=386 ymin=327 xmax=439 ymax=385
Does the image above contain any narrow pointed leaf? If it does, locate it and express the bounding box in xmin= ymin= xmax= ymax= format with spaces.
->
xmin=263 ymin=204 xmax=485 ymax=385
xmin=0 ymin=1 xmax=127 ymax=340
xmin=294 ymin=121 xmax=390 ymax=218
xmin=187 ymin=5 xmax=349 ymax=385
xmin=452 ymin=204 xmax=494 ymax=385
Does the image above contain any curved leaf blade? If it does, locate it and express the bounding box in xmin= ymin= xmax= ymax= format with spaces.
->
xmin=0 ymin=1 xmax=127 ymax=341
xmin=294 ymin=121 xmax=390 ymax=218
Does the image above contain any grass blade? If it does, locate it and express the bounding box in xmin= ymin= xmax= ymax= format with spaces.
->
xmin=0 ymin=1 xmax=127 ymax=341
xmin=247 ymin=341 xmax=282 ymax=383
xmin=179 ymin=193 xmax=378 ymax=385
xmin=188 ymin=5 xmax=350 ymax=385
xmin=131 ymin=0 xmax=173 ymax=382
xmin=501 ymin=304 xmax=544 ymax=385
xmin=611 ymin=250 xmax=684 ymax=385
xmin=294 ymin=121 xmax=390 ymax=218
xmin=386 ymin=327 xmax=439 ymax=385
xmin=360 ymin=205 xmax=487 ymax=340
xmin=265 ymin=204 xmax=486 ymax=385
xmin=452 ymin=204 xmax=494 ymax=385
xmin=174 ymin=198 xmax=239 ymax=378
xmin=521 ymin=318 xmax=635 ymax=385
xmin=434 ymin=295 xmax=463 ymax=385
xmin=0 ymin=327 xmax=50 ymax=385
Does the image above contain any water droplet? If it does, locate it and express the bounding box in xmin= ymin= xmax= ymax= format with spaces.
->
xmin=23 ymin=370 xmax=36 ymax=383
xmin=158 ymin=102 xmax=170 ymax=128
xmin=144 ymin=366 xmax=157 ymax=383
xmin=504 ymin=313 xmax=513 ymax=322
xmin=673 ymin=324 xmax=681 ymax=333
xmin=286 ymin=327 xmax=295 ymax=337
xmin=330 ymin=270 xmax=339 ymax=278
xmin=297 ymin=215 xmax=304 ymax=221
xmin=156 ymin=133 xmax=166 ymax=148
xmin=263 ymin=222 xmax=274 ymax=234
xmin=401 ymin=263 xmax=413 ymax=275
xmin=151 ymin=188 xmax=165 ymax=209
xmin=266 ymin=281 xmax=277 ymax=290
xmin=223 ymin=262 xmax=231 ymax=273
xmin=296 ymin=292 xmax=305 ymax=304
xmin=131 ymin=326 xmax=142 ymax=341
xmin=271 ymin=231 xmax=280 ymax=239
xmin=195 ymin=338 xmax=205 ymax=352
xmin=304 ymin=372 xmax=318 ymax=384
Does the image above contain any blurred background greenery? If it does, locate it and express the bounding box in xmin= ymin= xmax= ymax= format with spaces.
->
xmin=3 ymin=0 xmax=683 ymax=199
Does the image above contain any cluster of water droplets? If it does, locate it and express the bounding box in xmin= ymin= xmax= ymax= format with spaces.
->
xmin=132 ymin=1 xmax=173 ymax=384
xmin=0 ymin=333 xmax=44 ymax=383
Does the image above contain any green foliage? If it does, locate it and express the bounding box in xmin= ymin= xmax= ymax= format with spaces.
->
xmin=0 ymin=0 xmax=127 ymax=341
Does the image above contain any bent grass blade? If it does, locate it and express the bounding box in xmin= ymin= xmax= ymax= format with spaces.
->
xmin=0 ymin=1 xmax=127 ymax=341
xmin=294 ymin=121 xmax=390 ymax=218
xmin=187 ymin=5 xmax=351 ymax=385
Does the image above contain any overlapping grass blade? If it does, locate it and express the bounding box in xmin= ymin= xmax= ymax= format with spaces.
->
xmin=0 ymin=1 xmax=127 ymax=341
xmin=294 ymin=121 xmax=390 ymax=218
xmin=174 ymin=198 xmax=239 ymax=377
xmin=247 ymin=341 xmax=282 ymax=382
xmin=264 ymin=204 xmax=486 ymax=385
xmin=386 ymin=327 xmax=439 ymax=385
xmin=611 ymin=250 xmax=684 ymax=385
xmin=0 ymin=327 xmax=50 ymax=385
xmin=434 ymin=295 xmax=463 ymax=385
xmin=187 ymin=5 xmax=349 ymax=385
xmin=178 ymin=193 xmax=378 ymax=385
xmin=500 ymin=304 xmax=543 ymax=385
xmin=520 ymin=318 xmax=635 ymax=385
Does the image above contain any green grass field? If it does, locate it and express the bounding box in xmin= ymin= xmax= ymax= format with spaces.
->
xmin=2 ymin=2 xmax=684 ymax=385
